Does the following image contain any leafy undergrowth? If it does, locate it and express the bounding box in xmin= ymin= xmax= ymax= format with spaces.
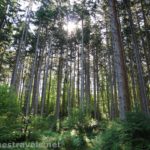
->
xmin=1 ymin=85 xmax=150 ymax=150
xmin=92 ymin=112 xmax=150 ymax=150
xmin=1 ymin=112 xmax=150 ymax=150
xmin=23 ymin=109 xmax=102 ymax=150
xmin=4 ymin=112 xmax=150 ymax=150
xmin=0 ymin=85 xmax=23 ymax=143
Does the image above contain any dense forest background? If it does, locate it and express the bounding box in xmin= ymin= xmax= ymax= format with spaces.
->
xmin=0 ymin=0 xmax=150 ymax=149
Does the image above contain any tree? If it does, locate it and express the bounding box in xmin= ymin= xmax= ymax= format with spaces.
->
xmin=123 ymin=0 xmax=149 ymax=115
xmin=108 ymin=0 xmax=130 ymax=119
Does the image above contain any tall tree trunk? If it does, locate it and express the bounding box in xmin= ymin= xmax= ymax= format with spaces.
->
xmin=108 ymin=0 xmax=130 ymax=119
xmin=77 ymin=45 xmax=80 ymax=106
xmin=124 ymin=0 xmax=149 ymax=115
xmin=11 ymin=2 xmax=32 ymax=91
xmin=80 ymin=17 xmax=84 ymax=112
xmin=93 ymin=52 xmax=97 ymax=119
xmin=67 ymin=65 xmax=72 ymax=116
xmin=85 ymin=45 xmax=91 ymax=112
xmin=128 ymin=44 xmax=138 ymax=110
xmin=24 ymin=25 xmax=41 ymax=116
xmin=136 ymin=11 xmax=150 ymax=81
xmin=140 ymin=0 xmax=150 ymax=57
xmin=62 ymin=69 xmax=68 ymax=117
xmin=95 ymin=47 xmax=101 ymax=120
xmin=31 ymin=48 xmax=43 ymax=115
xmin=41 ymin=35 xmax=52 ymax=115
xmin=55 ymin=57 xmax=63 ymax=120
xmin=46 ymin=57 xmax=53 ymax=114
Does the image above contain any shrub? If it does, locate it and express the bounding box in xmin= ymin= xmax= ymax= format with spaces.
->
xmin=41 ymin=130 xmax=61 ymax=150
xmin=30 ymin=116 xmax=50 ymax=131
xmin=27 ymin=131 xmax=42 ymax=142
xmin=26 ymin=115 xmax=57 ymax=142
xmin=41 ymin=130 xmax=86 ymax=150
xmin=0 ymin=85 xmax=22 ymax=142
xmin=123 ymin=112 xmax=150 ymax=149
xmin=92 ymin=121 xmax=123 ymax=150
xmin=59 ymin=131 xmax=85 ymax=150
xmin=92 ymin=112 xmax=150 ymax=150
xmin=29 ymin=115 xmax=57 ymax=131
xmin=62 ymin=108 xmax=92 ymax=131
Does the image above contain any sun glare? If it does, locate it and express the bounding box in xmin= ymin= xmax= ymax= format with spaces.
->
xmin=64 ymin=21 xmax=77 ymax=34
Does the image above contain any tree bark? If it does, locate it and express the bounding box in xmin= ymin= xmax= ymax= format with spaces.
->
xmin=108 ymin=0 xmax=130 ymax=119
xmin=124 ymin=0 xmax=149 ymax=115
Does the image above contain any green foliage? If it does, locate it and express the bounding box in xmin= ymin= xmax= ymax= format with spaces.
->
xmin=36 ymin=2 xmax=57 ymax=25
xmin=123 ymin=112 xmax=150 ymax=149
xmin=92 ymin=121 xmax=123 ymax=150
xmin=28 ymin=131 xmax=41 ymax=142
xmin=30 ymin=116 xmax=50 ymax=131
xmin=26 ymin=115 xmax=57 ymax=141
xmin=24 ymin=116 xmax=50 ymax=142
xmin=62 ymin=108 xmax=91 ymax=131
xmin=92 ymin=112 xmax=150 ymax=150
xmin=59 ymin=131 xmax=85 ymax=150
xmin=47 ymin=77 xmax=57 ymax=114
xmin=29 ymin=115 xmax=57 ymax=131
xmin=41 ymin=130 xmax=86 ymax=150
xmin=0 ymin=85 xmax=19 ymax=115
xmin=0 ymin=85 xmax=22 ymax=142
xmin=41 ymin=130 xmax=61 ymax=149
